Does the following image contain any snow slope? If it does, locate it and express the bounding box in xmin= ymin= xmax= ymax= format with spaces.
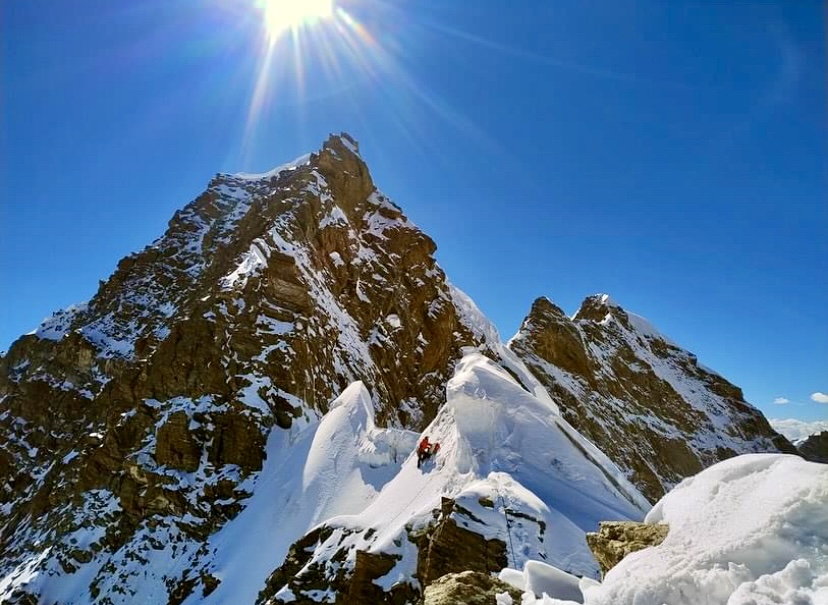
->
xmin=262 ymin=349 xmax=649 ymax=602
xmin=182 ymin=382 xmax=418 ymax=605
xmin=511 ymin=454 xmax=828 ymax=605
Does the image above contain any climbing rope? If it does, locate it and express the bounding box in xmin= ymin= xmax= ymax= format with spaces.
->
xmin=496 ymin=486 xmax=517 ymax=570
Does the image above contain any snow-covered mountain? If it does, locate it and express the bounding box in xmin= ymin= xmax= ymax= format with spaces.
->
xmin=0 ymin=135 xmax=793 ymax=604
xmin=508 ymin=296 xmax=794 ymax=502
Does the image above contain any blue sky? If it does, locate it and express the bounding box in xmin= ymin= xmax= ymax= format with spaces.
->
xmin=1 ymin=0 xmax=825 ymax=423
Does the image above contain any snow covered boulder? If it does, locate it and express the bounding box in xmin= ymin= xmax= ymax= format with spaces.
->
xmin=528 ymin=453 xmax=828 ymax=605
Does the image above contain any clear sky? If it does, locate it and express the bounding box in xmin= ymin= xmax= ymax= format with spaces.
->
xmin=1 ymin=1 xmax=825 ymax=423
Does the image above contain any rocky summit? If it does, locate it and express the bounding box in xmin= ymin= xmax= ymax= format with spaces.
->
xmin=508 ymin=295 xmax=795 ymax=502
xmin=797 ymin=431 xmax=828 ymax=464
xmin=0 ymin=135 xmax=794 ymax=604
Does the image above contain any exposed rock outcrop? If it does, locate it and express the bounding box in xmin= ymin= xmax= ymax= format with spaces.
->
xmin=509 ymin=295 xmax=795 ymax=502
xmin=415 ymin=498 xmax=509 ymax=587
xmin=258 ymin=496 xmax=509 ymax=604
xmin=798 ymin=431 xmax=828 ymax=463
xmin=422 ymin=571 xmax=523 ymax=605
xmin=585 ymin=521 xmax=669 ymax=577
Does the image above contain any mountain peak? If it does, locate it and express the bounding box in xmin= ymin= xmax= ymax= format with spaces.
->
xmin=510 ymin=291 xmax=794 ymax=502
xmin=527 ymin=296 xmax=567 ymax=319
xmin=573 ymin=293 xmax=622 ymax=323
xmin=322 ymin=131 xmax=361 ymax=157
xmin=216 ymin=132 xmax=361 ymax=184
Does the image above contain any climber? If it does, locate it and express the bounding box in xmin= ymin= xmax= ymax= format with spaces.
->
xmin=417 ymin=436 xmax=430 ymax=468
xmin=417 ymin=436 xmax=441 ymax=468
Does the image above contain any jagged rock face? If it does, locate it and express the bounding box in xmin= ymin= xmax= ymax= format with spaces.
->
xmin=509 ymin=295 xmax=796 ymax=502
xmin=585 ymin=521 xmax=669 ymax=577
xmin=416 ymin=498 xmax=508 ymax=586
xmin=257 ymin=496 xmax=509 ymax=605
xmin=256 ymin=525 xmax=419 ymax=605
xmin=798 ymin=431 xmax=828 ymax=463
xmin=0 ymin=134 xmax=481 ymax=604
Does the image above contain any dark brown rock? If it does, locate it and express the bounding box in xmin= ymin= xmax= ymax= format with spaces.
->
xmin=510 ymin=294 xmax=797 ymax=502
xmin=343 ymin=550 xmax=410 ymax=605
xmin=415 ymin=498 xmax=508 ymax=587
xmin=155 ymin=411 xmax=201 ymax=472
xmin=208 ymin=408 xmax=267 ymax=472
xmin=798 ymin=431 xmax=828 ymax=463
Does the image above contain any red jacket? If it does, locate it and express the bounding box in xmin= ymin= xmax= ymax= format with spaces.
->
xmin=418 ymin=438 xmax=430 ymax=454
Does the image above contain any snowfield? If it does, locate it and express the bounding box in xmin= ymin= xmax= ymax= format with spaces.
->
xmin=189 ymin=348 xmax=650 ymax=604
xmin=504 ymin=453 xmax=828 ymax=605
xmin=181 ymin=382 xmax=418 ymax=605
xmin=258 ymin=348 xmax=650 ymax=602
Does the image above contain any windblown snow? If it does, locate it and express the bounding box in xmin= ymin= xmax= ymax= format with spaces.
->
xmin=251 ymin=349 xmax=648 ymax=603
xmin=183 ymin=382 xmax=418 ymax=605
xmin=173 ymin=348 xmax=646 ymax=604
xmin=505 ymin=454 xmax=828 ymax=605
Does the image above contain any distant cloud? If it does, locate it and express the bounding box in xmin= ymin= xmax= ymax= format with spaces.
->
xmin=773 ymin=397 xmax=790 ymax=405
xmin=811 ymin=392 xmax=828 ymax=404
xmin=770 ymin=418 xmax=828 ymax=443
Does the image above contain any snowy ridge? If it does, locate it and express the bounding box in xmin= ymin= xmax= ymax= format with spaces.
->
xmin=509 ymin=294 xmax=791 ymax=501
xmin=450 ymin=285 xmax=647 ymax=510
xmin=260 ymin=350 xmax=648 ymax=602
xmin=179 ymin=382 xmax=417 ymax=605
xmin=231 ymin=153 xmax=312 ymax=181
xmin=450 ymin=283 xmax=561 ymax=415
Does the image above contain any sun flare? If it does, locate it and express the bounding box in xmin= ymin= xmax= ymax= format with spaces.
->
xmin=259 ymin=0 xmax=333 ymax=40
xmin=242 ymin=0 xmax=389 ymax=164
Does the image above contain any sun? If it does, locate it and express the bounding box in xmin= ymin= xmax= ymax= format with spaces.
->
xmin=258 ymin=0 xmax=334 ymax=40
